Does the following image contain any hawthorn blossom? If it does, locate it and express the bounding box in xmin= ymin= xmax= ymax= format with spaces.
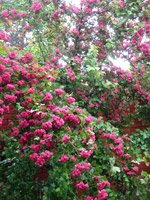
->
xmin=76 ymin=181 xmax=89 ymax=191
xmin=59 ymin=155 xmax=69 ymax=163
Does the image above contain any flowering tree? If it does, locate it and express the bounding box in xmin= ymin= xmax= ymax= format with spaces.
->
xmin=0 ymin=0 xmax=150 ymax=199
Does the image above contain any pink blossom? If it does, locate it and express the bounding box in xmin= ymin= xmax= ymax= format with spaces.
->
xmin=85 ymin=116 xmax=94 ymax=124
xmin=30 ymin=153 xmax=39 ymax=162
xmin=79 ymin=150 xmax=93 ymax=158
xmin=55 ymin=88 xmax=64 ymax=96
xmin=64 ymin=114 xmax=81 ymax=127
xmin=98 ymin=189 xmax=108 ymax=200
xmin=73 ymin=56 xmax=82 ymax=65
xmin=36 ymin=157 xmax=45 ymax=167
xmin=52 ymin=11 xmax=59 ymax=19
xmin=124 ymin=154 xmax=131 ymax=159
xmin=34 ymin=129 xmax=46 ymax=137
xmin=67 ymin=97 xmax=76 ymax=104
xmin=43 ymin=92 xmax=53 ymax=103
xmin=10 ymin=9 xmax=17 ymax=15
xmin=25 ymin=25 xmax=30 ymax=30
xmin=11 ymin=127 xmax=19 ymax=137
xmin=118 ymin=2 xmax=124 ymax=9
xmin=114 ymin=137 xmax=124 ymax=144
xmin=17 ymin=80 xmax=25 ymax=86
xmin=8 ymin=52 xmax=17 ymax=59
xmin=1 ymin=10 xmax=8 ymax=18
xmin=0 ymin=32 xmax=10 ymax=42
xmin=71 ymin=156 xmax=76 ymax=162
xmin=126 ymin=171 xmax=135 ymax=176
xmin=123 ymin=167 xmax=129 ymax=172
xmin=55 ymin=48 xmax=60 ymax=54
xmin=41 ymin=150 xmax=53 ymax=161
xmin=0 ymin=118 xmax=2 ymax=126
xmin=20 ymin=111 xmax=31 ymax=119
xmin=42 ymin=121 xmax=52 ymax=130
xmin=145 ymin=23 xmax=150 ymax=36
xmin=4 ymin=94 xmax=17 ymax=103
xmin=19 ymin=119 xmax=29 ymax=129
xmin=132 ymin=167 xmax=139 ymax=173
xmin=97 ymin=181 xmax=110 ymax=190
xmin=89 ymin=103 xmax=94 ymax=108
xmin=0 ymin=108 xmax=4 ymax=115
xmin=0 ymin=64 xmax=5 ymax=73
xmin=18 ymin=136 xmax=28 ymax=145
xmin=76 ymin=181 xmax=89 ymax=191
xmin=52 ymin=115 xmax=64 ymax=129
xmin=113 ymin=89 xmax=118 ymax=94
xmin=72 ymin=28 xmax=79 ymax=36
xmin=62 ymin=135 xmax=70 ymax=143
xmin=6 ymin=84 xmax=16 ymax=91
xmin=31 ymin=1 xmax=43 ymax=14
xmin=75 ymin=162 xmax=91 ymax=172
xmin=30 ymin=144 xmax=42 ymax=153
xmin=2 ymin=72 xmax=11 ymax=84
xmin=71 ymin=169 xmax=81 ymax=178
xmin=100 ymin=97 xmax=105 ymax=103
xmin=51 ymin=56 xmax=59 ymax=63
xmin=59 ymin=155 xmax=69 ymax=163
xmin=28 ymin=88 xmax=35 ymax=94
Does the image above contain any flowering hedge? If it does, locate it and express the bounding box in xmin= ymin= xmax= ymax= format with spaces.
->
xmin=0 ymin=45 xmax=140 ymax=199
xmin=0 ymin=0 xmax=150 ymax=199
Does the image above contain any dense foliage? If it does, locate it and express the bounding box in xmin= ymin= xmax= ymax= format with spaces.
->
xmin=0 ymin=0 xmax=150 ymax=200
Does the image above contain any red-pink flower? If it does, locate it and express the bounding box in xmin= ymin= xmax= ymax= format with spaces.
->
xmin=36 ymin=157 xmax=45 ymax=167
xmin=6 ymin=84 xmax=16 ymax=91
xmin=4 ymin=94 xmax=17 ymax=103
xmin=55 ymin=88 xmax=64 ymax=96
xmin=79 ymin=150 xmax=93 ymax=158
xmin=132 ymin=167 xmax=139 ymax=173
xmin=59 ymin=155 xmax=69 ymax=163
xmin=72 ymin=28 xmax=79 ymax=36
xmin=41 ymin=150 xmax=53 ymax=161
xmin=98 ymin=189 xmax=108 ymax=200
xmin=67 ymin=97 xmax=76 ymax=104
xmin=43 ymin=92 xmax=53 ymax=103
xmin=1 ymin=10 xmax=8 ymax=18
xmin=62 ymin=135 xmax=70 ymax=143
xmin=31 ymin=1 xmax=43 ymax=14
xmin=42 ymin=121 xmax=52 ymax=130
xmin=8 ymin=52 xmax=17 ymax=59
xmin=71 ymin=169 xmax=81 ymax=178
xmin=30 ymin=153 xmax=39 ymax=162
xmin=85 ymin=116 xmax=94 ymax=124
xmin=75 ymin=162 xmax=91 ymax=172
xmin=11 ymin=127 xmax=19 ymax=137
xmin=76 ymin=181 xmax=89 ymax=191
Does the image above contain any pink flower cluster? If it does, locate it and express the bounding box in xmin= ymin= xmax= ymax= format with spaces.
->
xmin=59 ymin=155 xmax=69 ymax=163
xmin=76 ymin=181 xmax=89 ymax=191
xmin=30 ymin=1 xmax=43 ymax=14
xmin=67 ymin=97 xmax=76 ymax=104
xmin=30 ymin=150 xmax=53 ymax=167
xmin=55 ymin=88 xmax=64 ymax=96
xmin=42 ymin=121 xmax=52 ymax=130
xmin=79 ymin=149 xmax=93 ymax=158
xmin=1 ymin=9 xmax=27 ymax=20
xmin=0 ymin=31 xmax=11 ymax=42
xmin=43 ymin=92 xmax=53 ymax=103
xmin=4 ymin=94 xmax=17 ymax=103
